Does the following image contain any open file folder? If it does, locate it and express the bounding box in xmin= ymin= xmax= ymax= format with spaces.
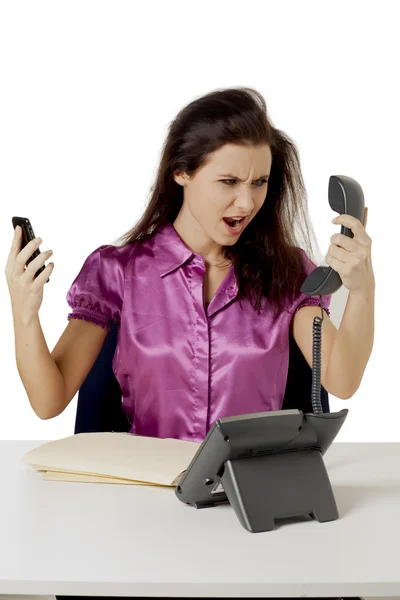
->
xmin=21 ymin=432 xmax=201 ymax=487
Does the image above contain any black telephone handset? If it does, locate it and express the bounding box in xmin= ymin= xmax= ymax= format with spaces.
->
xmin=299 ymin=175 xmax=365 ymax=416
xmin=300 ymin=175 xmax=365 ymax=297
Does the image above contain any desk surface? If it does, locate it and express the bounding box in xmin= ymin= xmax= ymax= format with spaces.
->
xmin=0 ymin=440 xmax=399 ymax=598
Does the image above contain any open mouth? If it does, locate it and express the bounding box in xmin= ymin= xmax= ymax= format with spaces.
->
xmin=223 ymin=216 xmax=246 ymax=235
xmin=223 ymin=217 xmax=243 ymax=228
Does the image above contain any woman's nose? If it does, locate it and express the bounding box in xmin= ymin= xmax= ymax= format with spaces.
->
xmin=234 ymin=190 xmax=255 ymax=212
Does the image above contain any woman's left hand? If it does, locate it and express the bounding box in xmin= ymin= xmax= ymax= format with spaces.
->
xmin=326 ymin=207 xmax=375 ymax=293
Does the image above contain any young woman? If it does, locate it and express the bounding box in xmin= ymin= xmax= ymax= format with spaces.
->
xmin=6 ymin=86 xmax=375 ymax=442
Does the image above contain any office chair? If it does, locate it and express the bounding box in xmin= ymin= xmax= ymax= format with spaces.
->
xmin=74 ymin=321 xmax=330 ymax=435
xmin=74 ymin=322 xmax=129 ymax=434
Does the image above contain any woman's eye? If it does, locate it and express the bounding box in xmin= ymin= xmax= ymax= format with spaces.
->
xmin=222 ymin=179 xmax=268 ymax=186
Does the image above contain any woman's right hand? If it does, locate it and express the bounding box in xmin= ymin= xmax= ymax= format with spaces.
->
xmin=4 ymin=226 xmax=55 ymax=326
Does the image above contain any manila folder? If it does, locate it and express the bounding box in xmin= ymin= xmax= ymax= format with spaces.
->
xmin=21 ymin=432 xmax=201 ymax=486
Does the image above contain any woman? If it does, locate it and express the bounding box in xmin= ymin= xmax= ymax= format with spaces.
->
xmin=6 ymin=86 xmax=375 ymax=600
xmin=6 ymin=86 xmax=375 ymax=442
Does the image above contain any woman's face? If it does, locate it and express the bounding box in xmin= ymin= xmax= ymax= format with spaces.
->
xmin=173 ymin=143 xmax=272 ymax=254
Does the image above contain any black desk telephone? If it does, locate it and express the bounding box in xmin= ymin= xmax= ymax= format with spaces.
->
xmin=176 ymin=175 xmax=366 ymax=534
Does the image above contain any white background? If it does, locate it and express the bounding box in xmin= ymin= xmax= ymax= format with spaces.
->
xmin=0 ymin=0 xmax=397 ymax=441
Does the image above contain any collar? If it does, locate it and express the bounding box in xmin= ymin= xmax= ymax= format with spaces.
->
xmin=152 ymin=221 xmax=196 ymax=277
xmin=152 ymin=221 xmax=238 ymax=299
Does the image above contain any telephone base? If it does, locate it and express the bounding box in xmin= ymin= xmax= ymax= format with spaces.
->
xmin=221 ymin=447 xmax=338 ymax=533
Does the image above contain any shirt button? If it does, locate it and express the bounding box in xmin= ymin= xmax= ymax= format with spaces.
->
xmin=193 ymin=256 xmax=205 ymax=270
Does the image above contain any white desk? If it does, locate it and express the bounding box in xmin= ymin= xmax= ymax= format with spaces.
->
xmin=0 ymin=440 xmax=399 ymax=598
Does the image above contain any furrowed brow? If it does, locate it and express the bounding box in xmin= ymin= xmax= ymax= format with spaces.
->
xmin=217 ymin=173 xmax=269 ymax=181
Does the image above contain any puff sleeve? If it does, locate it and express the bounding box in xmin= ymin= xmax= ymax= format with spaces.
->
xmin=290 ymin=248 xmax=332 ymax=317
xmin=66 ymin=244 xmax=125 ymax=332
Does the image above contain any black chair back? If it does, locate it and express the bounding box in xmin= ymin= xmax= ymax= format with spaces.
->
xmin=74 ymin=323 xmax=130 ymax=434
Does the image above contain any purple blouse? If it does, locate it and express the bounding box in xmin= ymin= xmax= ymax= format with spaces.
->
xmin=66 ymin=221 xmax=331 ymax=442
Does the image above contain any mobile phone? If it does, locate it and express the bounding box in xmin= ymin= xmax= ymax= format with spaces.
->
xmin=12 ymin=216 xmax=50 ymax=283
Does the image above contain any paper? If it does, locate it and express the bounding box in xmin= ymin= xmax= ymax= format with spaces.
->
xmin=40 ymin=471 xmax=172 ymax=486
xmin=32 ymin=463 xmax=184 ymax=485
xmin=21 ymin=432 xmax=200 ymax=486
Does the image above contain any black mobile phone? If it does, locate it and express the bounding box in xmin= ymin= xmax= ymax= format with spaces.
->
xmin=12 ymin=216 xmax=50 ymax=283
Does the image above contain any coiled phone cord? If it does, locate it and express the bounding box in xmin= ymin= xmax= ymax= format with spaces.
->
xmin=311 ymin=295 xmax=325 ymax=415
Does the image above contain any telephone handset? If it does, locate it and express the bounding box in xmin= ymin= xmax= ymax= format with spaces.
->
xmin=300 ymin=175 xmax=365 ymax=297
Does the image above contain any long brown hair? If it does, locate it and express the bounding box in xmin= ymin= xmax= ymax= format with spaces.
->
xmin=113 ymin=86 xmax=322 ymax=319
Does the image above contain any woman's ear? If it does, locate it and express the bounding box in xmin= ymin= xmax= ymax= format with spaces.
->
xmin=173 ymin=170 xmax=187 ymax=187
